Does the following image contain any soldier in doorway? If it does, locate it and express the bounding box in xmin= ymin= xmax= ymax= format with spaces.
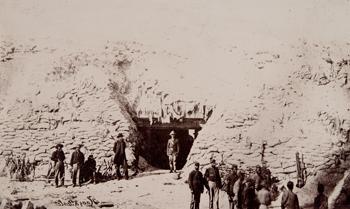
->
xmin=167 ymin=130 xmax=180 ymax=173
xmin=113 ymin=133 xmax=129 ymax=180
xmin=70 ymin=144 xmax=85 ymax=187
xmin=51 ymin=143 xmax=65 ymax=188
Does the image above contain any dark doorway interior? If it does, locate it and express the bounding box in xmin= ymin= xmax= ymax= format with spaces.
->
xmin=139 ymin=128 xmax=198 ymax=170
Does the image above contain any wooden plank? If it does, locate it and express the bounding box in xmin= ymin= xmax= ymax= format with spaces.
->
xmin=135 ymin=118 xmax=204 ymax=130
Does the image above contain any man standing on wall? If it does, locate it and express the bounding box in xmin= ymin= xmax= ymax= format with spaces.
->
xmin=113 ymin=133 xmax=129 ymax=180
xmin=167 ymin=130 xmax=180 ymax=173
xmin=204 ymin=158 xmax=222 ymax=209
xmin=70 ymin=144 xmax=85 ymax=187
xmin=51 ymin=143 xmax=65 ymax=188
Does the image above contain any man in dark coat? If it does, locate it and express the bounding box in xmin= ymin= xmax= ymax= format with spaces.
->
xmin=51 ymin=143 xmax=65 ymax=187
xmin=281 ymin=181 xmax=300 ymax=209
xmin=314 ymin=183 xmax=328 ymax=209
xmin=83 ymin=155 xmax=97 ymax=184
xmin=204 ymin=158 xmax=222 ymax=209
xmin=188 ymin=162 xmax=208 ymax=209
xmin=224 ymin=164 xmax=239 ymax=209
xmin=70 ymin=144 xmax=85 ymax=187
xmin=242 ymin=178 xmax=258 ymax=209
xmin=113 ymin=133 xmax=128 ymax=180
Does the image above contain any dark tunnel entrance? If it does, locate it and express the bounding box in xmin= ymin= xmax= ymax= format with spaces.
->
xmin=136 ymin=118 xmax=203 ymax=170
xmin=139 ymin=128 xmax=200 ymax=170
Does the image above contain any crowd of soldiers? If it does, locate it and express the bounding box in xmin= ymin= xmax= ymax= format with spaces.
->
xmin=188 ymin=159 xmax=329 ymax=209
xmin=188 ymin=159 xmax=296 ymax=209
xmin=48 ymin=133 xmax=129 ymax=187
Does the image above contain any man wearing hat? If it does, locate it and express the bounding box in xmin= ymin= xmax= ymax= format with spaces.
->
xmin=70 ymin=143 xmax=85 ymax=187
xmin=167 ymin=130 xmax=180 ymax=173
xmin=224 ymin=164 xmax=239 ymax=209
xmin=204 ymin=158 xmax=222 ymax=209
xmin=50 ymin=143 xmax=66 ymax=187
xmin=113 ymin=133 xmax=128 ymax=180
xmin=188 ymin=162 xmax=208 ymax=209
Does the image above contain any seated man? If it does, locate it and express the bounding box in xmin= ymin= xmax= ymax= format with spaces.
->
xmin=83 ymin=155 xmax=97 ymax=184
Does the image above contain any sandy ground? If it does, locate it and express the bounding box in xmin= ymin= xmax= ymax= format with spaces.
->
xmin=0 ymin=170 xmax=237 ymax=209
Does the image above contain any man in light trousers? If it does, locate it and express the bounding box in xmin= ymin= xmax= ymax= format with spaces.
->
xmin=204 ymin=158 xmax=222 ymax=209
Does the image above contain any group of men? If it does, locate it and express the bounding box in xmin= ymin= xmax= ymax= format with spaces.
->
xmin=50 ymin=143 xmax=97 ymax=187
xmin=46 ymin=129 xmax=328 ymax=209
xmin=49 ymin=133 xmax=129 ymax=187
xmin=188 ymin=159 xmax=302 ymax=209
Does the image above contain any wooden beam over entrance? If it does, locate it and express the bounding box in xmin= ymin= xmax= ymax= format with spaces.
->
xmin=135 ymin=118 xmax=204 ymax=130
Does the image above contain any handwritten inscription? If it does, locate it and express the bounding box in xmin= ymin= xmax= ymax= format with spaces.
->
xmin=54 ymin=196 xmax=100 ymax=207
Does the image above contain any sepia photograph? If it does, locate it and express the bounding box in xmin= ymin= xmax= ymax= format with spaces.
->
xmin=0 ymin=0 xmax=350 ymax=208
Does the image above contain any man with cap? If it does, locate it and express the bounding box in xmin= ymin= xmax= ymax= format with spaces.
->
xmin=113 ymin=133 xmax=128 ymax=180
xmin=188 ymin=162 xmax=208 ymax=209
xmin=50 ymin=143 xmax=66 ymax=187
xmin=204 ymin=158 xmax=222 ymax=209
xmin=224 ymin=164 xmax=239 ymax=209
xmin=70 ymin=143 xmax=85 ymax=187
xmin=167 ymin=130 xmax=180 ymax=173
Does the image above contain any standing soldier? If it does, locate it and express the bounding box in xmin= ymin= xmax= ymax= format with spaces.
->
xmin=256 ymin=181 xmax=272 ymax=209
xmin=252 ymin=165 xmax=263 ymax=191
xmin=242 ymin=178 xmax=257 ymax=209
xmin=281 ymin=181 xmax=300 ymax=209
xmin=224 ymin=164 xmax=239 ymax=209
xmin=188 ymin=162 xmax=208 ymax=209
xmin=167 ymin=130 xmax=180 ymax=173
xmin=233 ymin=171 xmax=245 ymax=209
xmin=204 ymin=158 xmax=222 ymax=209
xmin=314 ymin=183 xmax=328 ymax=209
xmin=113 ymin=133 xmax=129 ymax=180
xmin=70 ymin=144 xmax=84 ymax=187
xmin=51 ymin=143 xmax=65 ymax=188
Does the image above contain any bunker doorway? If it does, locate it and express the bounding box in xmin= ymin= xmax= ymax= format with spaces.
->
xmin=139 ymin=128 xmax=199 ymax=170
